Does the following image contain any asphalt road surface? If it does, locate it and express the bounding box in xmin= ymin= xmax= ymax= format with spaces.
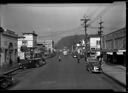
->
xmin=9 ymin=53 xmax=125 ymax=91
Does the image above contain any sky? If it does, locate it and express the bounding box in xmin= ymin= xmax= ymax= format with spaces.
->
xmin=0 ymin=2 xmax=126 ymax=44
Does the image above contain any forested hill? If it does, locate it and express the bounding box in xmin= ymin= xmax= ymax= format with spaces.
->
xmin=55 ymin=34 xmax=85 ymax=49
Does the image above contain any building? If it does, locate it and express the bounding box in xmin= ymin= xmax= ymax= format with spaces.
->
xmin=17 ymin=36 xmax=25 ymax=59
xmin=101 ymin=27 xmax=126 ymax=66
xmin=88 ymin=34 xmax=101 ymax=56
xmin=18 ymin=31 xmax=38 ymax=59
xmin=35 ymin=43 xmax=46 ymax=53
xmin=22 ymin=31 xmax=38 ymax=48
xmin=41 ymin=40 xmax=54 ymax=53
xmin=0 ymin=27 xmax=18 ymax=67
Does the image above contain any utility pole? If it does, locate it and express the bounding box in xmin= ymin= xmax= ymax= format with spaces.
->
xmin=98 ymin=18 xmax=103 ymax=70
xmin=98 ymin=18 xmax=103 ymax=55
xmin=81 ymin=15 xmax=90 ymax=62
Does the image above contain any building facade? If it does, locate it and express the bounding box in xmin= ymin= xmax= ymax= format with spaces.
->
xmin=101 ymin=27 xmax=126 ymax=66
xmin=22 ymin=31 xmax=38 ymax=48
xmin=41 ymin=40 xmax=54 ymax=53
xmin=18 ymin=31 xmax=38 ymax=59
xmin=88 ymin=34 xmax=101 ymax=56
xmin=0 ymin=27 xmax=18 ymax=67
xmin=35 ymin=43 xmax=46 ymax=53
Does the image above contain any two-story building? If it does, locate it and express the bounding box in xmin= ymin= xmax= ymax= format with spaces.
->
xmin=0 ymin=27 xmax=18 ymax=67
xmin=88 ymin=34 xmax=101 ymax=57
xmin=18 ymin=31 xmax=38 ymax=59
xmin=41 ymin=40 xmax=54 ymax=53
xmin=101 ymin=27 xmax=126 ymax=66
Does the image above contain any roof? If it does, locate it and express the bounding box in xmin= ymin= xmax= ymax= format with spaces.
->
xmin=18 ymin=36 xmax=25 ymax=38
xmin=0 ymin=27 xmax=4 ymax=32
xmin=22 ymin=31 xmax=38 ymax=36
xmin=2 ymin=29 xmax=18 ymax=38
xmin=102 ymin=27 xmax=126 ymax=37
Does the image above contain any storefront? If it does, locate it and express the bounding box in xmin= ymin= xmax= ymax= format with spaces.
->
xmin=102 ymin=27 xmax=126 ymax=66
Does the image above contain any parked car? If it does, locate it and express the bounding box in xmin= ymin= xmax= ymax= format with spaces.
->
xmin=0 ymin=75 xmax=14 ymax=89
xmin=24 ymin=52 xmax=46 ymax=68
xmin=86 ymin=58 xmax=102 ymax=73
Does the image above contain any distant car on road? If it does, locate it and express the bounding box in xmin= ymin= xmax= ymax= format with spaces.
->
xmin=0 ymin=75 xmax=14 ymax=89
xmin=63 ymin=50 xmax=68 ymax=56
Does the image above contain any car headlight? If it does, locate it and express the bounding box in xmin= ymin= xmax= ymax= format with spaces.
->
xmin=94 ymin=66 xmax=98 ymax=70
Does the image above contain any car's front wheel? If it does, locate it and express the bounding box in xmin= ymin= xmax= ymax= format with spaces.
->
xmin=1 ymin=82 xmax=8 ymax=88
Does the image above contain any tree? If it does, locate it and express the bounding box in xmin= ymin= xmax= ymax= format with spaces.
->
xmin=20 ymin=45 xmax=27 ymax=52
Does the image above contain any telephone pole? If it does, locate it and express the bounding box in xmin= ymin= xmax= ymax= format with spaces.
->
xmin=81 ymin=15 xmax=90 ymax=62
xmin=98 ymin=18 xmax=103 ymax=55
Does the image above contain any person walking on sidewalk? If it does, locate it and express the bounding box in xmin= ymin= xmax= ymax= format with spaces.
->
xmin=17 ymin=56 xmax=24 ymax=70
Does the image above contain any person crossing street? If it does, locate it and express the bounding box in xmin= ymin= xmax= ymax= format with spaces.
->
xmin=58 ymin=55 xmax=61 ymax=62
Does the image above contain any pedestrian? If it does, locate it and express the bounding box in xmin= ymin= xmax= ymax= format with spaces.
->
xmin=58 ymin=55 xmax=61 ymax=62
xmin=17 ymin=56 xmax=21 ymax=68
xmin=42 ymin=57 xmax=46 ymax=64
xmin=17 ymin=56 xmax=20 ymax=63
xmin=17 ymin=56 xmax=24 ymax=70
xmin=41 ymin=54 xmax=46 ymax=65
xmin=77 ymin=53 xmax=80 ymax=63
xmin=99 ymin=54 xmax=103 ymax=70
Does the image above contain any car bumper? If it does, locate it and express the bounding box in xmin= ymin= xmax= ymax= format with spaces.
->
xmin=92 ymin=67 xmax=102 ymax=73
xmin=92 ymin=70 xmax=102 ymax=73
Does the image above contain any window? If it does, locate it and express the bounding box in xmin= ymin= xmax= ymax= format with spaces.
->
xmin=22 ymin=40 xmax=27 ymax=45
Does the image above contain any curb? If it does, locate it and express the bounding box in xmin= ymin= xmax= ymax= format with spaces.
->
xmin=102 ymin=71 xmax=126 ymax=88
xmin=2 ymin=68 xmax=20 ymax=75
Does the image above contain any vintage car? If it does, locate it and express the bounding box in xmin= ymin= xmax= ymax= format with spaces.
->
xmin=86 ymin=58 xmax=102 ymax=73
xmin=0 ymin=75 xmax=14 ymax=89
xmin=24 ymin=52 xmax=46 ymax=68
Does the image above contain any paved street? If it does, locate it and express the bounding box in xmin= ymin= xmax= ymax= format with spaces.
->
xmin=9 ymin=54 xmax=125 ymax=91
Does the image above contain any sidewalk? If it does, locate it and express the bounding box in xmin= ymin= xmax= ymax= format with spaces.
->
xmin=0 ymin=63 xmax=19 ymax=75
xmin=101 ymin=62 xmax=126 ymax=87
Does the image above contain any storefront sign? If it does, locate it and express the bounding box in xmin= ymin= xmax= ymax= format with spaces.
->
xmin=107 ymin=52 xmax=113 ymax=55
